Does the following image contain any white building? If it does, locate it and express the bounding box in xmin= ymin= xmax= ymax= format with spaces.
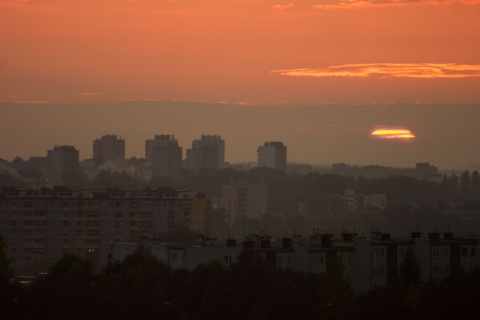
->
xmin=257 ymin=141 xmax=287 ymax=170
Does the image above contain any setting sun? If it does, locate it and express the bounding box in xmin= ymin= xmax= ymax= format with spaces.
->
xmin=371 ymin=129 xmax=416 ymax=139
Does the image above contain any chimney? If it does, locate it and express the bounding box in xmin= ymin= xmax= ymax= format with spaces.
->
xmin=381 ymin=233 xmax=391 ymax=241
xmin=411 ymin=231 xmax=421 ymax=239
xmin=282 ymin=237 xmax=292 ymax=248
xmin=321 ymin=234 xmax=334 ymax=247
xmin=260 ymin=238 xmax=271 ymax=248
xmin=243 ymin=241 xmax=255 ymax=249
xmin=429 ymin=232 xmax=440 ymax=242
xmin=443 ymin=232 xmax=454 ymax=240
xmin=227 ymin=239 xmax=237 ymax=247
xmin=342 ymin=233 xmax=357 ymax=242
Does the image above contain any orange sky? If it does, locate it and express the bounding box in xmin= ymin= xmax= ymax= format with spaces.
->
xmin=1 ymin=0 xmax=479 ymax=168
xmin=1 ymin=0 xmax=479 ymax=104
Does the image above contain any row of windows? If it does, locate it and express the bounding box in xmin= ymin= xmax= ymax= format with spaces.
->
xmin=432 ymin=247 xmax=450 ymax=258
xmin=2 ymin=200 xmax=189 ymax=209
xmin=432 ymin=265 xmax=450 ymax=276
xmin=373 ymin=248 xmax=385 ymax=258
xmin=277 ymin=255 xmax=293 ymax=267
xmin=462 ymin=247 xmax=476 ymax=258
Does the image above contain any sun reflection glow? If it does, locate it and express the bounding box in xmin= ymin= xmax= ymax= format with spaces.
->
xmin=371 ymin=129 xmax=416 ymax=139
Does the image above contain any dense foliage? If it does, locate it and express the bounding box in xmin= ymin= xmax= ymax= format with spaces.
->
xmin=1 ymin=247 xmax=480 ymax=320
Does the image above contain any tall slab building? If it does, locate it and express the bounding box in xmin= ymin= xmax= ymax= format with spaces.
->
xmin=92 ymin=134 xmax=125 ymax=165
xmin=47 ymin=145 xmax=79 ymax=185
xmin=257 ymin=141 xmax=287 ymax=170
xmin=186 ymin=135 xmax=225 ymax=173
xmin=145 ymin=135 xmax=183 ymax=179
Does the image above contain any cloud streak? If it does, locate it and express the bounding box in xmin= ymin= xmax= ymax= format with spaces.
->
xmin=271 ymin=63 xmax=480 ymax=79
xmin=312 ymin=0 xmax=480 ymax=10
xmin=12 ymin=100 xmax=50 ymax=105
xmin=272 ymin=3 xmax=295 ymax=10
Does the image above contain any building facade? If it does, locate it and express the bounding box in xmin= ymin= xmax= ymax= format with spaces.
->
xmin=343 ymin=188 xmax=386 ymax=211
xmin=0 ymin=187 xmax=208 ymax=275
xmin=186 ymin=135 xmax=225 ymax=173
xmin=46 ymin=146 xmax=79 ymax=185
xmin=221 ymin=179 xmax=268 ymax=221
xmin=145 ymin=135 xmax=183 ymax=180
xmin=111 ymin=230 xmax=480 ymax=295
xmin=257 ymin=141 xmax=287 ymax=170
xmin=92 ymin=134 xmax=125 ymax=165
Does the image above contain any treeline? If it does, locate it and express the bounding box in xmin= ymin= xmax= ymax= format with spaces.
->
xmin=1 ymin=246 xmax=352 ymax=320
xmin=58 ymin=167 xmax=480 ymax=213
xmin=3 ymin=165 xmax=480 ymax=215
xmin=1 ymin=245 xmax=480 ymax=320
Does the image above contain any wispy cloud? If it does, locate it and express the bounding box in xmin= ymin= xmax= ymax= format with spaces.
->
xmin=215 ymin=100 xmax=258 ymax=106
xmin=0 ymin=0 xmax=29 ymax=6
xmin=272 ymin=3 xmax=295 ymax=10
xmin=271 ymin=63 xmax=480 ymax=79
xmin=12 ymin=100 xmax=50 ymax=105
xmin=312 ymin=0 xmax=480 ymax=10
xmin=79 ymin=92 xmax=100 ymax=96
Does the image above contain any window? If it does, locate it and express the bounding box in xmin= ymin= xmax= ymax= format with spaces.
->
xmin=432 ymin=248 xmax=440 ymax=258
xmin=171 ymin=252 xmax=177 ymax=262
xmin=374 ymin=248 xmax=385 ymax=258
xmin=373 ymin=267 xmax=385 ymax=276
xmin=462 ymin=247 xmax=468 ymax=258
xmin=471 ymin=247 xmax=476 ymax=258
xmin=432 ymin=266 xmax=440 ymax=276
xmin=224 ymin=256 xmax=232 ymax=266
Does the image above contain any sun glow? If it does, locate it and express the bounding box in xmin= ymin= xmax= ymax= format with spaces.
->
xmin=371 ymin=129 xmax=416 ymax=139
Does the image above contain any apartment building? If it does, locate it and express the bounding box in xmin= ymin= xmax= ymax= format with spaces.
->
xmin=111 ymin=231 xmax=480 ymax=295
xmin=221 ymin=179 xmax=268 ymax=221
xmin=92 ymin=134 xmax=126 ymax=165
xmin=0 ymin=187 xmax=209 ymax=275
xmin=46 ymin=145 xmax=79 ymax=185
xmin=186 ymin=135 xmax=225 ymax=173
xmin=343 ymin=188 xmax=387 ymax=211
xmin=257 ymin=141 xmax=287 ymax=170
xmin=144 ymin=135 xmax=183 ymax=180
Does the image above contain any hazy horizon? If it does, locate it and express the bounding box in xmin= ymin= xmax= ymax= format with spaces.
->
xmin=1 ymin=101 xmax=479 ymax=171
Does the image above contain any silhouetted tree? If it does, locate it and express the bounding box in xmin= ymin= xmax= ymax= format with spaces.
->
xmin=29 ymin=254 xmax=97 ymax=320
xmin=472 ymin=170 xmax=480 ymax=197
xmin=460 ymin=171 xmax=471 ymax=198
xmin=0 ymin=235 xmax=13 ymax=284
xmin=317 ymin=256 xmax=354 ymax=319
xmin=399 ymin=247 xmax=421 ymax=286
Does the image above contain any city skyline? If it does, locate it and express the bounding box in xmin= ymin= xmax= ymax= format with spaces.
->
xmin=1 ymin=102 xmax=479 ymax=170
xmin=1 ymin=1 xmax=479 ymax=170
